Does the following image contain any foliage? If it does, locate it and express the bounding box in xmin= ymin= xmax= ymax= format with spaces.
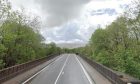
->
xmin=0 ymin=0 xmax=62 ymax=69
xmin=71 ymin=1 xmax=140 ymax=79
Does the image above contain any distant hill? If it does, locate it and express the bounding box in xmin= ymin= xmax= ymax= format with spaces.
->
xmin=56 ymin=43 xmax=86 ymax=49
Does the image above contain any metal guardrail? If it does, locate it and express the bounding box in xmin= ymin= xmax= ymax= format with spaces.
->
xmin=0 ymin=54 xmax=59 ymax=83
xmin=79 ymin=54 xmax=140 ymax=84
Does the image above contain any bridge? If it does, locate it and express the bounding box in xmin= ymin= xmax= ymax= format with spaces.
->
xmin=0 ymin=54 xmax=140 ymax=84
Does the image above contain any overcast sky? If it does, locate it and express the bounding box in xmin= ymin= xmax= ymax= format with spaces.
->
xmin=10 ymin=0 xmax=132 ymax=44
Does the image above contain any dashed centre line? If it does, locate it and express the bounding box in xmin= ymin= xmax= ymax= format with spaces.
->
xmin=54 ymin=55 xmax=69 ymax=84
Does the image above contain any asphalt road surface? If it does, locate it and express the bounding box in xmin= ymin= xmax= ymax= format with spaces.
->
xmin=23 ymin=54 xmax=94 ymax=84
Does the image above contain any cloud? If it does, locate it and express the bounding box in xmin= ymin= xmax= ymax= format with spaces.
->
xmin=82 ymin=0 xmax=132 ymax=28
xmin=36 ymin=0 xmax=90 ymax=28
xmin=91 ymin=8 xmax=118 ymax=16
xmin=39 ymin=0 xmax=132 ymax=43
xmin=41 ymin=22 xmax=86 ymax=43
xmin=10 ymin=0 xmax=133 ymax=45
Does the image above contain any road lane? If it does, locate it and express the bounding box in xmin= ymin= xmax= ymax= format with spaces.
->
xmin=54 ymin=55 xmax=69 ymax=84
xmin=26 ymin=54 xmax=93 ymax=84
xmin=22 ymin=55 xmax=64 ymax=84
xmin=28 ymin=54 xmax=68 ymax=84
xmin=56 ymin=54 xmax=93 ymax=84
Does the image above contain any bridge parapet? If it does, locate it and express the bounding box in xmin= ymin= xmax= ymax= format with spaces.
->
xmin=78 ymin=54 xmax=140 ymax=84
xmin=0 ymin=54 xmax=59 ymax=83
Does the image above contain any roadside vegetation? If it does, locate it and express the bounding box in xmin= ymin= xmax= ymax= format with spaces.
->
xmin=0 ymin=0 xmax=62 ymax=69
xmin=0 ymin=0 xmax=140 ymax=80
xmin=71 ymin=1 xmax=140 ymax=79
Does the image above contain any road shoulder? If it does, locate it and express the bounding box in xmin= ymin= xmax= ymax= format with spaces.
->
xmin=77 ymin=55 xmax=112 ymax=84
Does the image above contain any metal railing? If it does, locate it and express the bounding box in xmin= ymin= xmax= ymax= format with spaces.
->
xmin=79 ymin=54 xmax=140 ymax=84
xmin=0 ymin=54 xmax=59 ymax=83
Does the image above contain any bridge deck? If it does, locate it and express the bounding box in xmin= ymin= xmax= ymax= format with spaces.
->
xmin=3 ymin=54 xmax=111 ymax=84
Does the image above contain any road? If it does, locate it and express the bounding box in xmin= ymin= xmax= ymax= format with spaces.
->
xmin=23 ymin=54 xmax=94 ymax=84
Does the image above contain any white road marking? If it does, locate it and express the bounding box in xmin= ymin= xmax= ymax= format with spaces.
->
xmin=62 ymin=72 xmax=64 ymax=75
xmin=22 ymin=56 xmax=63 ymax=84
xmin=54 ymin=55 xmax=69 ymax=84
xmin=75 ymin=55 xmax=94 ymax=84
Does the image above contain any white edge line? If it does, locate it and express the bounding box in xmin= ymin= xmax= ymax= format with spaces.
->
xmin=22 ymin=56 xmax=63 ymax=84
xmin=54 ymin=55 xmax=69 ymax=84
xmin=75 ymin=55 xmax=93 ymax=84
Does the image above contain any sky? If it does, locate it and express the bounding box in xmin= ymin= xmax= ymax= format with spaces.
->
xmin=10 ymin=0 xmax=132 ymax=44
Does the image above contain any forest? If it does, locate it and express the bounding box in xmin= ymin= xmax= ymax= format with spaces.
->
xmin=72 ymin=0 xmax=140 ymax=79
xmin=0 ymin=0 xmax=62 ymax=69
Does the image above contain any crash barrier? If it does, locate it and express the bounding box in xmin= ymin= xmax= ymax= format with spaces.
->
xmin=78 ymin=54 xmax=140 ymax=84
xmin=0 ymin=54 xmax=60 ymax=83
